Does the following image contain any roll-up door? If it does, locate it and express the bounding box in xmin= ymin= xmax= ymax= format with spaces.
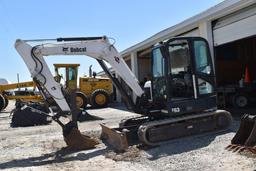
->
xmin=213 ymin=4 xmax=256 ymax=46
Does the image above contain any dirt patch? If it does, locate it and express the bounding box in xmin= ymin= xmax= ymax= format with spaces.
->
xmin=42 ymin=139 xmax=65 ymax=151
xmin=240 ymin=150 xmax=256 ymax=158
xmin=105 ymin=145 xmax=141 ymax=162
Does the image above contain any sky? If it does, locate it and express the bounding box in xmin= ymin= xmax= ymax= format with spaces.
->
xmin=0 ymin=0 xmax=223 ymax=83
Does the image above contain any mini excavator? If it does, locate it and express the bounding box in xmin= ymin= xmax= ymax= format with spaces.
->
xmin=15 ymin=36 xmax=233 ymax=150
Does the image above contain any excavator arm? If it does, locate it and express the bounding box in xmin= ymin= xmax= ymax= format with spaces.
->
xmin=15 ymin=36 xmax=144 ymax=115
xmin=15 ymin=36 xmax=146 ymax=150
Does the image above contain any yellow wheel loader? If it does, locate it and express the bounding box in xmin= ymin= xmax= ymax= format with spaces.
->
xmin=54 ymin=64 xmax=113 ymax=109
xmin=0 ymin=64 xmax=112 ymax=111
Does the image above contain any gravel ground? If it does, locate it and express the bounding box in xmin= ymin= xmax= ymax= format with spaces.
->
xmin=0 ymin=101 xmax=255 ymax=171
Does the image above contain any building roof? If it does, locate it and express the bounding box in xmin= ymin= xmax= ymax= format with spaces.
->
xmin=0 ymin=78 xmax=11 ymax=85
xmin=120 ymin=0 xmax=255 ymax=56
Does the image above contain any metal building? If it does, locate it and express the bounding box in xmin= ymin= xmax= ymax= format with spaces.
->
xmin=101 ymin=0 xmax=256 ymax=102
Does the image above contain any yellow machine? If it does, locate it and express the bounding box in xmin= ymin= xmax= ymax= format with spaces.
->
xmin=0 ymin=81 xmax=42 ymax=111
xmin=54 ymin=64 xmax=113 ymax=108
xmin=0 ymin=64 xmax=112 ymax=111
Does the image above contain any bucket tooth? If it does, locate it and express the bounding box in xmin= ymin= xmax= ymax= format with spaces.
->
xmin=233 ymin=146 xmax=242 ymax=152
xmin=248 ymin=147 xmax=256 ymax=154
xmin=226 ymin=144 xmax=238 ymax=151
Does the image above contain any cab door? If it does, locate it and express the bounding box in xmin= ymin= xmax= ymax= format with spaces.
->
xmin=151 ymin=46 xmax=167 ymax=111
xmin=166 ymin=38 xmax=195 ymax=115
xmin=191 ymin=38 xmax=216 ymax=107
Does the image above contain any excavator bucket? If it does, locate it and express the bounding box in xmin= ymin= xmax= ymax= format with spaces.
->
xmin=226 ymin=114 xmax=256 ymax=154
xmin=60 ymin=91 xmax=99 ymax=150
xmin=62 ymin=121 xmax=99 ymax=150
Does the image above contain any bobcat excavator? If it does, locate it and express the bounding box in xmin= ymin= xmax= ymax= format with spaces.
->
xmin=15 ymin=36 xmax=235 ymax=151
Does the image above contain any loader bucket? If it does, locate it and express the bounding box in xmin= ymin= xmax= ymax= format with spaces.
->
xmin=63 ymin=122 xmax=99 ymax=150
xmin=227 ymin=114 xmax=256 ymax=154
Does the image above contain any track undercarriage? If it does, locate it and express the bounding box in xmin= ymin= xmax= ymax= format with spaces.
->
xmin=101 ymin=110 xmax=232 ymax=151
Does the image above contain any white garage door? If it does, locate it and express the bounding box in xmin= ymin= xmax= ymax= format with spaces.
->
xmin=213 ymin=4 xmax=256 ymax=46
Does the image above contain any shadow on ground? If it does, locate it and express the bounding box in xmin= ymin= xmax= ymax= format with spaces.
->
xmin=0 ymin=123 xmax=239 ymax=169
xmin=0 ymin=115 xmax=10 ymax=120
xmin=224 ymin=107 xmax=256 ymax=117
xmin=0 ymin=147 xmax=109 ymax=170
xmin=87 ymin=102 xmax=129 ymax=112
xmin=0 ymin=110 xmax=11 ymax=114
xmin=144 ymin=128 xmax=236 ymax=160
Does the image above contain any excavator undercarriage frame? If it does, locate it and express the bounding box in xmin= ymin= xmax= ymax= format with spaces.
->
xmin=101 ymin=110 xmax=232 ymax=151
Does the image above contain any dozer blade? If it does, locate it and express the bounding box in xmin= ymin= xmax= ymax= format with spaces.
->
xmin=100 ymin=117 xmax=149 ymax=152
xmin=100 ymin=124 xmax=129 ymax=152
xmin=62 ymin=121 xmax=99 ymax=150
xmin=226 ymin=114 xmax=256 ymax=154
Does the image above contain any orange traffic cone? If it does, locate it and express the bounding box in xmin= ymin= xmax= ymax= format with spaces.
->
xmin=244 ymin=65 xmax=251 ymax=84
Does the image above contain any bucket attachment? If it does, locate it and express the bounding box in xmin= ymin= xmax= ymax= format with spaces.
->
xmin=62 ymin=121 xmax=99 ymax=150
xmin=100 ymin=122 xmax=142 ymax=152
xmin=226 ymin=114 xmax=256 ymax=154
xmin=100 ymin=124 xmax=129 ymax=152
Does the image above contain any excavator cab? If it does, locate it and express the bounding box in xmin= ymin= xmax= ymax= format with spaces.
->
xmin=151 ymin=37 xmax=216 ymax=115
xmin=152 ymin=37 xmax=256 ymax=154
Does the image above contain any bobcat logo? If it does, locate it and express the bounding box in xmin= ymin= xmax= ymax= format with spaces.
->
xmin=62 ymin=47 xmax=69 ymax=52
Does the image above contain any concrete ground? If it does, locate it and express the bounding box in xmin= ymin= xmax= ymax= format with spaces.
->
xmin=0 ymin=101 xmax=255 ymax=171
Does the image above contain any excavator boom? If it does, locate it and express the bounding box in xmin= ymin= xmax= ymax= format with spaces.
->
xmin=15 ymin=36 xmax=145 ymax=150
xmin=15 ymin=37 xmax=144 ymax=113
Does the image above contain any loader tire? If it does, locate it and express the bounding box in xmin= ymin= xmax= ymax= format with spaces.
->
xmin=91 ymin=89 xmax=110 ymax=108
xmin=0 ymin=94 xmax=6 ymax=111
xmin=76 ymin=92 xmax=88 ymax=109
